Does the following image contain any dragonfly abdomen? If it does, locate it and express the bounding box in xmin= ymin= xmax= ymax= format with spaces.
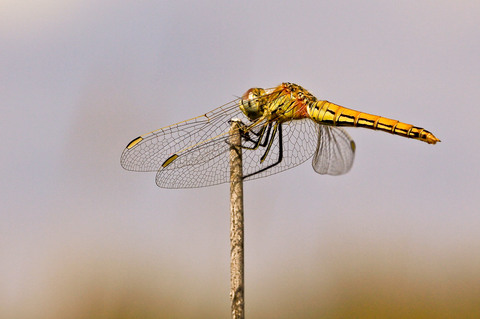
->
xmin=307 ymin=101 xmax=440 ymax=144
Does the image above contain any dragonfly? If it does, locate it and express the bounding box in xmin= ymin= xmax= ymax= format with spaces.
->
xmin=121 ymin=82 xmax=440 ymax=188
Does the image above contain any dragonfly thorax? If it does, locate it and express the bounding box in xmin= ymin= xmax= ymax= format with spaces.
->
xmin=240 ymin=83 xmax=315 ymax=123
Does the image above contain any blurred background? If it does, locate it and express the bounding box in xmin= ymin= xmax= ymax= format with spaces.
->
xmin=1 ymin=0 xmax=479 ymax=318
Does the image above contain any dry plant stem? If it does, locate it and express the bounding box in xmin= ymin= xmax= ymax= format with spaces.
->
xmin=229 ymin=120 xmax=245 ymax=319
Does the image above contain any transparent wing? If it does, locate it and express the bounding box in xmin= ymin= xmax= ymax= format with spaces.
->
xmin=155 ymin=119 xmax=319 ymax=188
xmin=242 ymin=119 xmax=319 ymax=181
xmin=152 ymin=129 xmax=234 ymax=188
xmin=120 ymin=98 xmax=247 ymax=173
xmin=312 ymin=126 xmax=356 ymax=175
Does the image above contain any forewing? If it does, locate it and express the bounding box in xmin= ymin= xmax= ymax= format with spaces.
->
xmin=312 ymin=126 xmax=356 ymax=175
xmin=120 ymin=98 xmax=247 ymax=173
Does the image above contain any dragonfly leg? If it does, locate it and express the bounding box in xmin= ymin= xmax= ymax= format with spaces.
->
xmin=241 ymin=123 xmax=272 ymax=149
xmin=260 ymin=122 xmax=278 ymax=163
xmin=227 ymin=120 xmax=272 ymax=150
xmin=243 ymin=123 xmax=283 ymax=179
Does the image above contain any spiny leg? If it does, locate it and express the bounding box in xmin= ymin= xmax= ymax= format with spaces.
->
xmin=260 ymin=122 xmax=278 ymax=163
xmin=226 ymin=119 xmax=272 ymax=150
xmin=243 ymin=123 xmax=284 ymax=179
xmin=240 ymin=122 xmax=272 ymax=150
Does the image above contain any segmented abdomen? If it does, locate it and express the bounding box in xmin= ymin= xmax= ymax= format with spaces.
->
xmin=307 ymin=100 xmax=440 ymax=144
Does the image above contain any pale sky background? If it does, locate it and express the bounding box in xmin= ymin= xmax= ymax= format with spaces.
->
xmin=1 ymin=1 xmax=479 ymax=318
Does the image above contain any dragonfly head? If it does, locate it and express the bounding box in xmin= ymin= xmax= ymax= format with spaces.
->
xmin=239 ymin=87 xmax=267 ymax=120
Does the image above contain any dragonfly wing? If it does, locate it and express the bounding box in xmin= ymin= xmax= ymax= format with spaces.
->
xmin=155 ymin=133 xmax=232 ymax=188
xmin=156 ymin=118 xmax=320 ymax=187
xmin=120 ymin=98 xmax=247 ymax=173
xmin=312 ymin=126 xmax=356 ymax=175
xmin=242 ymin=119 xmax=319 ymax=181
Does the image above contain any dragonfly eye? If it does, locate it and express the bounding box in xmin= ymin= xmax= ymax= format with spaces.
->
xmin=239 ymin=88 xmax=266 ymax=120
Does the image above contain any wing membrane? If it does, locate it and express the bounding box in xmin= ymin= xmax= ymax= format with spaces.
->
xmin=242 ymin=119 xmax=319 ymax=181
xmin=120 ymin=98 xmax=247 ymax=172
xmin=154 ymin=119 xmax=320 ymax=188
xmin=312 ymin=126 xmax=356 ymax=175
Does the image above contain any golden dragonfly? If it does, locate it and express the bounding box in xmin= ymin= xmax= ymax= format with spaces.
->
xmin=121 ymin=83 xmax=440 ymax=188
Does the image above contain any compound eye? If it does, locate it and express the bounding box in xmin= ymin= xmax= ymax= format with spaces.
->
xmin=242 ymin=88 xmax=256 ymax=100
xmin=242 ymin=88 xmax=266 ymax=101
